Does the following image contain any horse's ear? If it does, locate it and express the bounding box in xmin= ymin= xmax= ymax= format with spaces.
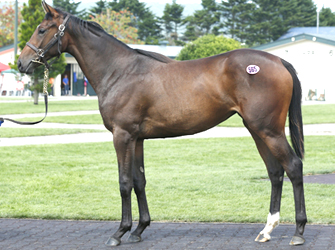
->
xmin=41 ymin=0 xmax=59 ymax=17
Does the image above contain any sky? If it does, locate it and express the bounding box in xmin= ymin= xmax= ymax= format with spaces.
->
xmin=313 ymin=0 xmax=335 ymax=11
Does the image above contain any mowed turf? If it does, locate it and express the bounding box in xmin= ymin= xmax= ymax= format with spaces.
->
xmin=8 ymin=104 xmax=335 ymax=127
xmin=0 ymin=136 xmax=334 ymax=224
xmin=0 ymin=99 xmax=99 ymax=115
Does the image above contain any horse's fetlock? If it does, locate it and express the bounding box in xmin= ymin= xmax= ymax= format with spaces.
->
xmin=121 ymin=222 xmax=132 ymax=232
xmin=140 ymin=216 xmax=151 ymax=227
xmin=296 ymin=213 xmax=307 ymax=225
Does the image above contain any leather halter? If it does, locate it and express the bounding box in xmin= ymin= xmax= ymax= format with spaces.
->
xmin=26 ymin=14 xmax=70 ymax=69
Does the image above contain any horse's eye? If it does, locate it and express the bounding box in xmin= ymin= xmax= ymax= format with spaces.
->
xmin=39 ymin=29 xmax=46 ymax=35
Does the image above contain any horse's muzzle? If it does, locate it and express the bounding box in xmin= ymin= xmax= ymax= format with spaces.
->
xmin=17 ymin=58 xmax=38 ymax=74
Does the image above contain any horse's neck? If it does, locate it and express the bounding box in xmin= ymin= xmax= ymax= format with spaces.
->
xmin=65 ymin=25 xmax=135 ymax=95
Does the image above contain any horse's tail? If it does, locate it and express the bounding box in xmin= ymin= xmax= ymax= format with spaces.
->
xmin=281 ymin=59 xmax=304 ymax=159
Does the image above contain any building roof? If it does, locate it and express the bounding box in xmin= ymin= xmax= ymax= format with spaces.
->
xmin=252 ymin=27 xmax=335 ymax=51
xmin=0 ymin=44 xmax=14 ymax=54
xmin=128 ymin=44 xmax=183 ymax=58
xmin=278 ymin=27 xmax=335 ymax=40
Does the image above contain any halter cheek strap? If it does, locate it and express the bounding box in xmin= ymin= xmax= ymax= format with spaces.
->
xmin=26 ymin=14 xmax=70 ymax=69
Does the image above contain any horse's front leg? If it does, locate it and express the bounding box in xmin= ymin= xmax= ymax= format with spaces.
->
xmin=106 ymin=129 xmax=137 ymax=246
xmin=128 ymin=139 xmax=151 ymax=243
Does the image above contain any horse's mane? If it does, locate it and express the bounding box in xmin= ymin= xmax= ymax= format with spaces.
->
xmin=52 ymin=8 xmax=173 ymax=64
xmin=134 ymin=49 xmax=174 ymax=64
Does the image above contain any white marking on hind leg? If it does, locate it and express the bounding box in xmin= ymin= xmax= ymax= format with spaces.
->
xmin=255 ymin=212 xmax=280 ymax=242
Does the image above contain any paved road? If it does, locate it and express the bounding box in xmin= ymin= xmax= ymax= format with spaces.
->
xmin=1 ymin=219 xmax=335 ymax=250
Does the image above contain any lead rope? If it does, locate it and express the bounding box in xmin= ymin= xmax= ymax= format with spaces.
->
xmin=43 ymin=67 xmax=49 ymax=95
xmin=0 ymin=66 xmax=49 ymax=126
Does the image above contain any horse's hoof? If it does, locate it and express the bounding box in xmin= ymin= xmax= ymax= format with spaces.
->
xmin=255 ymin=233 xmax=270 ymax=243
xmin=127 ymin=234 xmax=142 ymax=243
xmin=105 ymin=236 xmax=121 ymax=246
xmin=289 ymin=235 xmax=305 ymax=245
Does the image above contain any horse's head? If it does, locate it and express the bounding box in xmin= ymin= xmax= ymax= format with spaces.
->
xmin=18 ymin=1 xmax=70 ymax=74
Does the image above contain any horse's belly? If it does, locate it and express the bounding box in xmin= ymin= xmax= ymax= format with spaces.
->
xmin=139 ymin=106 xmax=235 ymax=139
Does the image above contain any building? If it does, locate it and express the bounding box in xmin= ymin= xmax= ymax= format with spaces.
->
xmin=0 ymin=44 xmax=17 ymax=66
xmin=253 ymin=27 xmax=335 ymax=102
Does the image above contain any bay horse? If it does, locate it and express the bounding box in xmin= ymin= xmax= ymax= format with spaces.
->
xmin=17 ymin=1 xmax=307 ymax=246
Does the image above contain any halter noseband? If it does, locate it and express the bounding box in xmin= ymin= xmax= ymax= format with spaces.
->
xmin=26 ymin=14 xmax=70 ymax=69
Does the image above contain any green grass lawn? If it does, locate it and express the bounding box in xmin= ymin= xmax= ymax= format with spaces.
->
xmin=0 ymin=99 xmax=99 ymax=115
xmin=0 ymin=136 xmax=334 ymax=224
xmin=302 ymin=104 xmax=335 ymax=124
xmin=15 ymin=114 xmax=104 ymax=125
xmin=11 ymin=104 xmax=335 ymax=127
xmin=0 ymin=97 xmax=33 ymax=101
xmin=0 ymin=128 xmax=105 ymax=138
xmin=1 ymin=100 xmax=335 ymax=126
xmin=218 ymin=104 xmax=335 ymax=127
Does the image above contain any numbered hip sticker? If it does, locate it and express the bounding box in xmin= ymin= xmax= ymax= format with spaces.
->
xmin=246 ymin=65 xmax=260 ymax=75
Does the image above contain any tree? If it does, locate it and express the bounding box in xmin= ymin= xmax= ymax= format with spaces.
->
xmin=198 ymin=0 xmax=221 ymax=34
xmin=245 ymin=0 xmax=317 ymax=46
xmin=109 ymin=0 xmax=162 ymax=44
xmin=176 ymin=34 xmax=241 ymax=61
xmin=294 ymin=0 xmax=317 ymax=26
xmin=182 ymin=15 xmax=203 ymax=42
xmin=182 ymin=0 xmax=220 ymax=42
xmin=89 ymin=0 xmax=107 ymax=17
xmin=319 ymin=7 xmax=335 ymax=26
xmin=52 ymin=0 xmax=86 ymax=18
xmin=221 ymin=0 xmax=255 ymax=43
xmin=247 ymin=0 xmax=286 ymax=45
xmin=89 ymin=8 xmax=144 ymax=44
xmin=12 ymin=0 xmax=66 ymax=104
xmin=0 ymin=2 xmax=22 ymax=47
xmin=161 ymin=0 xmax=184 ymax=44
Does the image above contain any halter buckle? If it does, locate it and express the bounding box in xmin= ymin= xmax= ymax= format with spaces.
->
xmin=37 ymin=49 xmax=45 ymax=57
xmin=59 ymin=24 xmax=65 ymax=32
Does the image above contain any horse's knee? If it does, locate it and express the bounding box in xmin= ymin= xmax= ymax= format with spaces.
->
xmin=119 ymin=179 xmax=133 ymax=198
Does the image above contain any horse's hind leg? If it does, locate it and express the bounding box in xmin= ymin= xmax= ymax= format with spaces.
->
xmin=245 ymin=122 xmax=307 ymax=245
xmin=266 ymin=136 xmax=306 ymax=245
xmin=128 ymin=139 xmax=151 ymax=243
xmin=245 ymin=124 xmax=284 ymax=243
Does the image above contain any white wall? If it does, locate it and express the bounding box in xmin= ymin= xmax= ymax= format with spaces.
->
xmin=0 ymin=48 xmax=21 ymax=66
xmin=263 ymin=39 xmax=335 ymax=102
xmin=54 ymin=74 xmax=61 ymax=97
